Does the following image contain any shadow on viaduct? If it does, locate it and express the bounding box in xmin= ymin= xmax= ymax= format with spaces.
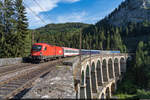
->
xmin=74 ymin=53 xmax=132 ymax=99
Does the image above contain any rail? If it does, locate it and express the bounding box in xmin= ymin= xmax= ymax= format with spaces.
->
xmin=0 ymin=58 xmax=65 ymax=99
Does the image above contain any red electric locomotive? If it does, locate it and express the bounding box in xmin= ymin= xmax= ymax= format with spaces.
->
xmin=31 ymin=43 xmax=63 ymax=61
xmin=31 ymin=43 xmax=80 ymax=62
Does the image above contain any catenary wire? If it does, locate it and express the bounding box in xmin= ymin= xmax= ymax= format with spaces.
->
xmin=32 ymin=0 xmax=51 ymax=20
xmin=23 ymin=2 xmax=47 ymax=25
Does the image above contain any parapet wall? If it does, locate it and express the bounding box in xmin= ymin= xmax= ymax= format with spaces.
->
xmin=0 ymin=58 xmax=22 ymax=67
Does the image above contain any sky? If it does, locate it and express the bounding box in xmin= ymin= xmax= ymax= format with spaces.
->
xmin=24 ymin=0 xmax=125 ymax=29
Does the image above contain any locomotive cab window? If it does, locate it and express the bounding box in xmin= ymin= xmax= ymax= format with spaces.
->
xmin=32 ymin=45 xmax=42 ymax=51
xmin=44 ymin=47 xmax=47 ymax=51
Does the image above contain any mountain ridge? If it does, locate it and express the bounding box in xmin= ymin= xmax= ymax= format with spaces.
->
xmin=106 ymin=0 xmax=150 ymax=26
xmin=35 ymin=22 xmax=90 ymax=34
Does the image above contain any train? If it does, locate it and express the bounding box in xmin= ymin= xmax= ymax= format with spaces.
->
xmin=81 ymin=49 xmax=120 ymax=55
xmin=31 ymin=43 xmax=79 ymax=61
xmin=31 ymin=43 xmax=120 ymax=61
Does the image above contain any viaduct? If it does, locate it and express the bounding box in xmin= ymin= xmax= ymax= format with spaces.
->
xmin=74 ymin=53 xmax=133 ymax=99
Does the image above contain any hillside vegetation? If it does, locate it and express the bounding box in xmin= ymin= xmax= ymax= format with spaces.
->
xmin=34 ymin=21 xmax=127 ymax=52
xmin=0 ymin=0 xmax=31 ymax=58
xmin=34 ymin=23 xmax=90 ymax=48
xmin=36 ymin=23 xmax=89 ymax=34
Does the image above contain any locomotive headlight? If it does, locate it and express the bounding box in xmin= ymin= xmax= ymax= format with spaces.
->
xmin=40 ymin=52 xmax=42 ymax=56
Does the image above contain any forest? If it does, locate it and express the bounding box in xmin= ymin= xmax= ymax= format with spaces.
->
xmin=34 ymin=21 xmax=127 ymax=53
xmin=0 ymin=0 xmax=31 ymax=58
xmin=34 ymin=23 xmax=90 ymax=48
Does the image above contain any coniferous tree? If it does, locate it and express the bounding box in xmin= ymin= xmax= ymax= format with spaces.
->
xmin=3 ymin=0 xmax=15 ymax=35
xmin=106 ymin=32 xmax=110 ymax=50
xmin=2 ymin=0 xmax=16 ymax=57
xmin=135 ymin=41 xmax=144 ymax=69
xmin=99 ymin=30 xmax=105 ymax=50
xmin=0 ymin=1 xmax=4 ymax=57
xmin=15 ymin=0 xmax=30 ymax=57
xmin=134 ymin=41 xmax=149 ymax=87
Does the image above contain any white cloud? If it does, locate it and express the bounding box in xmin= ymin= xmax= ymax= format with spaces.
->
xmin=27 ymin=14 xmax=52 ymax=29
xmin=24 ymin=0 xmax=80 ymax=29
xmin=24 ymin=0 xmax=80 ymax=15
xmin=62 ymin=0 xmax=80 ymax=3
xmin=27 ymin=10 xmax=101 ymax=29
xmin=57 ymin=11 xmax=87 ymax=23
xmin=56 ymin=11 xmax=102 ymax=24
xmin=25 ymin=0 xmax=60 ymax=14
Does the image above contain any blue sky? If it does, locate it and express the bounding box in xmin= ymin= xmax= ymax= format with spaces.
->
xmin=24 ymin=0 xmax=125 ymax=29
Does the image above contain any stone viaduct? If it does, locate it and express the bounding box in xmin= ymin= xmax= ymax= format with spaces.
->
xmin=74 ymin=53 xmax=132 ymax=99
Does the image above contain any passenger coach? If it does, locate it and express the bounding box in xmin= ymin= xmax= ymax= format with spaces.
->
xmin=62 ymin=47 xmax=79 ymax=57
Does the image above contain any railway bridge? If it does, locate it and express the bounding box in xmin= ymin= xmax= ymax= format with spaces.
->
xmin=74 ymin=53 xmax=132 ymax=99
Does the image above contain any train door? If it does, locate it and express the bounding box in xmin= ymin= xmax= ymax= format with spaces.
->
xmin=50 ymin=46 xmax=55 ymax=57
xmin=41 ymin=46 xmax=47 ymax=56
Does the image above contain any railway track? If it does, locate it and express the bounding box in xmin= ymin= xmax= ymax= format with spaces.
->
xmin=0 ymin=58 xmax=64 ymax=99
xmin=0 ymin=63 xmax=33 ymax=78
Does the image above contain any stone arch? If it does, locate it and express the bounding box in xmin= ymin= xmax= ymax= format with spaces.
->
xmin=91 ymin=62 xmax=97 ymax=93
xmin=80 ymin=70 xmax=85 ymax=98
xmin=102 ymin=59 xmax=108 ymax=82
xmin=86 ymin=65 xmax=92 ymax=99
xmin=96 ymin=60 xmax=103 ymax=86
xmin=114 ymin=58 xmax=119 ymax=77
xmin=120 ymin=57 xmax=126 ymax=74
xmin=101 ymin=93 xmax=105 ymax=99
xmin=111 ymin=83 xmax=116 ymax=95
xmin=108 ymin=59 xmax=114 ymax=79
xmin=106 ymin=87 xmax=110 ymax=99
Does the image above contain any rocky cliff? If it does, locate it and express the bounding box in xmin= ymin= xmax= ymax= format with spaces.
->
xmin=107 ymin=0 xmax=150 ymax=26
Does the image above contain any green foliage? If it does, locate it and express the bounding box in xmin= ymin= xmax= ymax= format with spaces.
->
xmin=136 ymin=89 xmax=150 ymax=99
xmin=0 ymin=0 xmax=30 ymax=58
xmin=133 ymin=41 xmax=150 ymax=88
xmin=115 ymin=94 xmax=136 ymax=99
xmin=116 ymin=39 xmax=150 ymax=99
xmin=0 ymin=1 xmax=4 ymax=54
xmin=35 ymin=19 xmax=127 ymax=52
xmin=116 ymin=89 xmax=150 ymax=99
xmin=33 ymin=23 xmax=90 ymax=49
xmin=15 ymin=0 xmax=30 ymax=57
xmin=36 ymin=22 xmax=89 ymax=34
xmin=81 ymin=21 xmax=126 ymax=52
xmin=117 ymin=73 xmax=137 ymax=94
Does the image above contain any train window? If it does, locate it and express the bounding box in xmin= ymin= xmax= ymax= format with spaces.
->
xmin=65 ymin=50 xmax=69 ymax=53
xmin=32 ymin=45 xmax=42 ymax=51
xmin=64 ymin=50 xmax=79 ymax=53
xmin=44 ymin=47 xmax=47 ymax=51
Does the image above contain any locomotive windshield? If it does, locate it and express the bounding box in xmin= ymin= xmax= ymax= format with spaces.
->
xmin=32 ymin=45 xmax=42 ymax=51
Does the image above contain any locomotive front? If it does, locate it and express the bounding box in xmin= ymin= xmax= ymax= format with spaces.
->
xmin=31 ymin=43 xmax=44 ymax=61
